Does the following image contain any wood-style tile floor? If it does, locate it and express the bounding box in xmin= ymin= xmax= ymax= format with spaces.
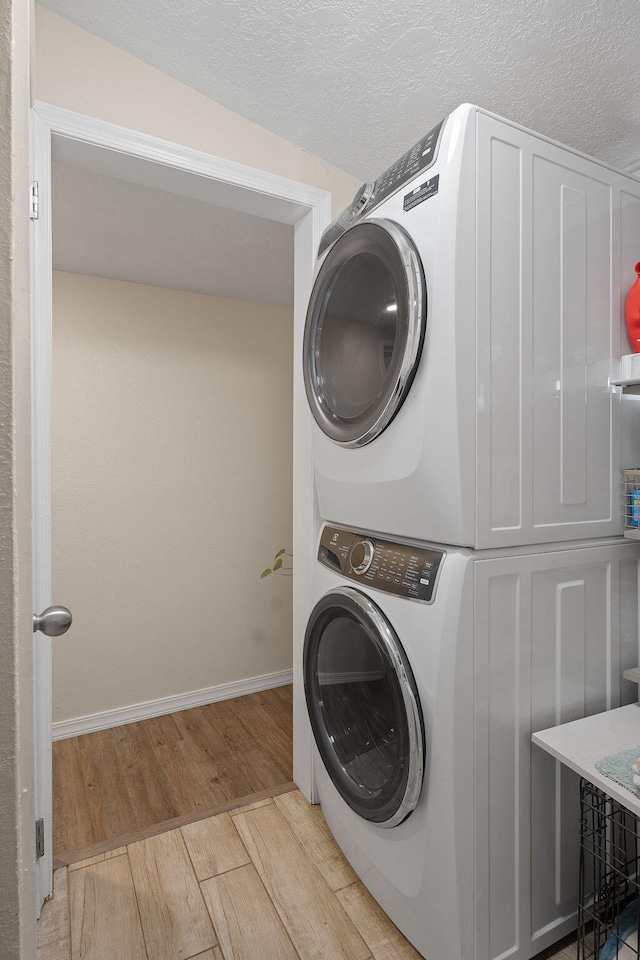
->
xmin=38 ymin=787 xmax=578 ymax=960
xmin=52 ymin=685 xmax=293 ymax=862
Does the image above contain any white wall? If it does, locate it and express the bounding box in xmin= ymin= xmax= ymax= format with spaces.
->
xmin=52 ymin=272 xmax=294 ymax=723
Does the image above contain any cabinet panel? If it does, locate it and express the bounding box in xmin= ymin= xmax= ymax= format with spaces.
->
xmin=531 ymin=157 xmax=612 ymax=529
xmin=475 ymin=113 xmax=640 ymax=547
xmin=473 ymin=543 xmax=639 ymax=960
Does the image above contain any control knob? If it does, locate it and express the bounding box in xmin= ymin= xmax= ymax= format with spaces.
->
xmin=350 ymin=539 xmax=375 ymax=575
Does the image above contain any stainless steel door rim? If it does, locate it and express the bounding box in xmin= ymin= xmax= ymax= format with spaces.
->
xmin=304 ymin=585 xmax=424 ymax=827
xmin=303 ymin=219 xmax=426 ymax=447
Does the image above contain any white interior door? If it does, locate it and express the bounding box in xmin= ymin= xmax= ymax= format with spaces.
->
xmin=31 ymin=106 xmax=55 ymax=912
xmin=30 ymin=101 xmax=330 ymax=910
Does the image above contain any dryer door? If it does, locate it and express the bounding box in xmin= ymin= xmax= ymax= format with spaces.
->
xmin=304 ymin=586 xmax=424 ymax=827
xmin=303 ymin=219 xmax=426 ymax=447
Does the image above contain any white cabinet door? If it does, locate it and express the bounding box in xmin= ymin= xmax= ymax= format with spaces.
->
xmin=473 ymin=542 xmax=639 ymax=960
xmin=475 ymin=112 xmax=640 ymax=548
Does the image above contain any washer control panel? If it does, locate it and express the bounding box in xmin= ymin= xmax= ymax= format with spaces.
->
xmin=318 ymin=116 xmax=446 ymax=256
xmin=318 ymin=525 xmax=444 ymax=603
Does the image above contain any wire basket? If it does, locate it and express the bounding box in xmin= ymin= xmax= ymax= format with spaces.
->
xmin=579 ymin=779 xmax=640 ymax=959
xmin=623 ymin=470 xmax=640 ymax=531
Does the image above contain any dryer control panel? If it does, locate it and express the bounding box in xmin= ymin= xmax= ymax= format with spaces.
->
xmin=318 ymin=116 xmax=446 ymax=256
xmin=318 ymin=525 xmax=444 ymax=604
xmin=369 ymin=117 xmax=445 ymax=211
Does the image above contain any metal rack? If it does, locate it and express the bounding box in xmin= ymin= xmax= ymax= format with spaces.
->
xmin=579 ymin=779 xmax=640 ymax=959
xmin=623 ymin=470 xmax=640 ymax=540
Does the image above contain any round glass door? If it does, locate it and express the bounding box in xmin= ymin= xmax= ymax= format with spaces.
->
xmin=304 ymin=586 xmax=424 ymax=827
xmin=303 ymin=219 xmax=426 ymax=447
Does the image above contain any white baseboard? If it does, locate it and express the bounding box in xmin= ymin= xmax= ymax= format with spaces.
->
xmin=51 ymin=669 xmax=293 ymax=741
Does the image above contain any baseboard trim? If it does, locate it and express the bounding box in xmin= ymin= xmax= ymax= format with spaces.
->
xmin=52 ymin=669 xmax=293 ymax=741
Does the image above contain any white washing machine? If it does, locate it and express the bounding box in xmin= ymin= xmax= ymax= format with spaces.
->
xmin=301 ymin=523 xmax=640 ymax=960
xmin=303 ymin=104 xmax=640 ymax=548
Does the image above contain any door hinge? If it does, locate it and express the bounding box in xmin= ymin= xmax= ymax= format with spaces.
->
xmin=30 ymin=181 xmax=39 ymax=221
xmin=35 ymin=818 xmax=45 ymax=860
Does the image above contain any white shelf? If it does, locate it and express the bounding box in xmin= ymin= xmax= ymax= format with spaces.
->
xmin=624 ymin=529 xmax=640 ymax=541
xmin=533 ymin=704 xmax=640 ymax=818
xmin=612 ymin=354 xmax=640 ymax=386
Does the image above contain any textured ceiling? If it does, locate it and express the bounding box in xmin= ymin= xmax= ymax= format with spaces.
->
xmin=39 ymin=0 xmax=640 ymax=181
xmin=52 ymin=161 xmax=294 ymax=304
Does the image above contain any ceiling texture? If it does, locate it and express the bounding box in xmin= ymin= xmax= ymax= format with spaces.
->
xmin=39 ymin=0 xmax=640 ymax=181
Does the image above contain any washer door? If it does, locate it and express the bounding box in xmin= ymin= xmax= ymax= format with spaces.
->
xmin=304 ymin=586 xmax=424 ymax=827
xmin=303 ymin=219 xmax=426 ymax=447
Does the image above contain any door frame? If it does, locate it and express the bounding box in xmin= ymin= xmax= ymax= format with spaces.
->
xmin=30 ymin=100 xmax=330 ymax=906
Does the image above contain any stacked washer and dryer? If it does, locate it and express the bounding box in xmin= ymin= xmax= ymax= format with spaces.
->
xmin=298 ymin=103 xmax=640 ymax=960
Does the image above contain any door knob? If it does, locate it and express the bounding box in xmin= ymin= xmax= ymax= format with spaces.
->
xmin=33 ymin=605 xmax=73 ymax=636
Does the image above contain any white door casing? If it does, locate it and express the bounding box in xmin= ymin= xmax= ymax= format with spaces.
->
xmin=30 ymin=100 xmax=331 ymax=907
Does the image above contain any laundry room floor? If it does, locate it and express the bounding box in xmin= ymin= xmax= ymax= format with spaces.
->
xmin=52 ymin=685 xmax=293 ymax=862
xmin=38 ymin=786 xmax=578 ymax=960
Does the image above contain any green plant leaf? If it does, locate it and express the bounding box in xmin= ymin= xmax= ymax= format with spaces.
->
xmin=274 ymin=548 xmax=286 ymax=559
xmin=260 ymin=568 xmax=272 ymax=578
xmin=273 ymin=558 xmax=283 ymax=571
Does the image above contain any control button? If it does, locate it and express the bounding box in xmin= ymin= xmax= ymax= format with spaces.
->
xmin=350 ymin=539 xmax=375 ymax=575
xmin=350 ymin=183 xmax=374 ymax=218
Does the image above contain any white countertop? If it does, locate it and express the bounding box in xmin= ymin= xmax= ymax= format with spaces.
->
xmin=532 ymin=704 xmax=640 ymax=818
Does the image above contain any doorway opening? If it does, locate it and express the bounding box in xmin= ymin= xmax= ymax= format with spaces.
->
xmin=49 ymin=143 xmax=296 ymax=862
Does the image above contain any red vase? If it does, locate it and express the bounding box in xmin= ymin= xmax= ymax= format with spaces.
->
xmin=626 ymin=262 xmax=640 ymax=353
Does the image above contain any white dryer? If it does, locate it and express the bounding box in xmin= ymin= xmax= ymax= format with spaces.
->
xmin=303 ymin=104 xmax=640 ymax=548
xmin=301 ymin=523 xmax=640 ymax=960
